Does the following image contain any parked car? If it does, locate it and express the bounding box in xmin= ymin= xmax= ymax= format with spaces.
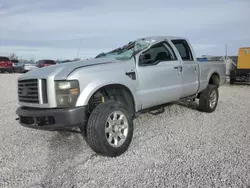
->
xmin=36 ymin=60 xmax=56 ymax=68
xmin=0 ymin=56 xmax=13 ymax=73
xmin=12 ymin=60 xmax=23 ymax=73
xmin=23 ymin=62 xmax=38 ymax=73
xmin=12 ymin=60 xmax=37 ymax=73
xmin=12 ymin=59 xmax=20 ymax=72
xmin=62 ymin=60 xmax=73 ymax=63
xmin=16 ymin=36 xmax=226 ymax=157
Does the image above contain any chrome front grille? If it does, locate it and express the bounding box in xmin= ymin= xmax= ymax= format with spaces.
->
xmin=18 ymin=79 xmax=39 ymax=103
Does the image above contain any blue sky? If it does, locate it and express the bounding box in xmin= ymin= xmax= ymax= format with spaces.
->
xmin=0 ymin=0 xmax=249 ymax=60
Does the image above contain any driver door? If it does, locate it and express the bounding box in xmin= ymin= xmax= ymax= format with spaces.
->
xmin=136 ymin=42 xmax=183 ymax=109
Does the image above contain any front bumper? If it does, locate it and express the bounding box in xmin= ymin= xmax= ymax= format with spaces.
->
xmin=16 ymin=106 xmax=88 ymax=131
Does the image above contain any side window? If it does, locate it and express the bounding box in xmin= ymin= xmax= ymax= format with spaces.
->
xmin=172 ymin=40 xmax=193 ymax=61
xmin=139 ymin=42 xmax=177 ymax=66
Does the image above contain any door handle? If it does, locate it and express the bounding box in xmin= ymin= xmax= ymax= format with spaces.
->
xmin=179 ymin=66 xmax=183 ymax=72
xmin=174 ymin=66 xmax=183 ymax=72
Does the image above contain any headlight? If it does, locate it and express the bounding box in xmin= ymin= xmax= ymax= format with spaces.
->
xmin=57 ymin=82 xmax=72 ymax=90
xmin=55 ymin=80 xmax=80 ymax=107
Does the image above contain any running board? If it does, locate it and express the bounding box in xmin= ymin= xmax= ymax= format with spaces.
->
xmin=134 ymin=102 xmax=175 ymax=118
xmin=149 ymin=106 xmax=165 ymax=115
xmin=180 ymin=94 xmax=197 ymax=102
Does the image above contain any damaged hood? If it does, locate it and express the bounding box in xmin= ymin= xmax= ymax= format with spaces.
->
xmin=18 ymin=57 xmax=117 ymax=80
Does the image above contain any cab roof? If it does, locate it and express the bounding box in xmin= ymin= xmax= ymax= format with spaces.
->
xmin=136 ymin=36 xmax=188 ymax=42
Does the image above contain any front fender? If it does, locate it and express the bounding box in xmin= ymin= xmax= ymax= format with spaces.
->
xmin=75 ymin=79 xmax=139 ymax=110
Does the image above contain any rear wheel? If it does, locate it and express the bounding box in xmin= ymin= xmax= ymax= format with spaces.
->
xmin=230 ymin=79 xmax=235 ymax=84
xmin=198 ymin=84 xmax=219 ymax=113
xmin=85 ymin=101 xmax=133 ymax=157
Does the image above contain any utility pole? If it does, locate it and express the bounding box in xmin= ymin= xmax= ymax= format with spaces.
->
xmin=225 ymin=44 xmax=228 ymax=59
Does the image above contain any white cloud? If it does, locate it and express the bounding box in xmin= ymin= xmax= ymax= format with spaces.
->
xmin=0 ymin=45 xmax=109 ymax=60
xmin=0 ymin=0 xmax=249 ymax=59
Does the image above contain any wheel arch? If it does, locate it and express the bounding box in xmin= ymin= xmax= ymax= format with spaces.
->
xmin=198 ymin=71 xmax=220 ymax=98
xmin=76 ymin=82 xmax=137 ymax=114
xmin=208 ymin=72 xmax=220 ymax=87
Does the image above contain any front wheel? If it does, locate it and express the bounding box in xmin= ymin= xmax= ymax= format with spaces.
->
xmin=198 ymin=84 xmax=219 ymax=113
xmin=85 ymin=101 xmax=133 ymax=157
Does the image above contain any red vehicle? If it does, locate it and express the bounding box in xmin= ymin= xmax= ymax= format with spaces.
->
xmin=0 ymin=56 xmax=13 ymax=73
xmin=36 ymin=60 xmax=56 ymax=68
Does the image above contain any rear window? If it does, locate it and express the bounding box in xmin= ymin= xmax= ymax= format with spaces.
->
xmin=44 ymin=60 xmax=56 ymax=64
xmin=0 ymin=56 xmax=10 ymax=61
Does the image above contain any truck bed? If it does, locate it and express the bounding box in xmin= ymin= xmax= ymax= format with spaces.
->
xmin=198 ymin=60 xmax=226 ymax=93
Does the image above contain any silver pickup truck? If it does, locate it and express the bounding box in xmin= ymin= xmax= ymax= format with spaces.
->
xmin=16 ymin=36 xmax=226 ymax=157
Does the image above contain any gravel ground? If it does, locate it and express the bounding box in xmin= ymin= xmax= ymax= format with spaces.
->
xmin=0 ymin=74 xmax=250 ymax=188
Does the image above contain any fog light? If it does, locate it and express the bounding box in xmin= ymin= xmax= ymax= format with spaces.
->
xmin=36 ymin=116 xmax=55 ymax=126
xmin=58 ymin=96 xmax=65 ymax=105
xmin=68 ymin=95 xmax=73 ymax=104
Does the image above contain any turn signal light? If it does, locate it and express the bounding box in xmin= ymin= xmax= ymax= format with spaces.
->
xmin=70 ymin=88 xmax=79 ymax=94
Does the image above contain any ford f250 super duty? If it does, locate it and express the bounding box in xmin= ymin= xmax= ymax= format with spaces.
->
xmin=16 ymin=36 xmax=226 ymax=157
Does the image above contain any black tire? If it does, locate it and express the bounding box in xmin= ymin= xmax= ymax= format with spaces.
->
xmin=86 ymin=101 xmax=133 ymax=157
xmin=198 ymin=84 xmax=219 ymax=113
xmin=230 ymin=78 xmax=235 ymax=84
xmin=229 ymin=70 xmax=236 ymax=84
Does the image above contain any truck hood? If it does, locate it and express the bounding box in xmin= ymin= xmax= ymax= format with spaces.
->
xmin=18 ymin=57 xmax=118 ymax=80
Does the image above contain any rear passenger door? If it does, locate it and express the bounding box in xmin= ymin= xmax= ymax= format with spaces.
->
xmin=172 ymin=39 xmax=199 ymax=98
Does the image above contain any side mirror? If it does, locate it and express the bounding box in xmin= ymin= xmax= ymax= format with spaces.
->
xmin=139 ymin=53 xmax=151 ymax=65
xmin=139 ymin=54 xmax=146 ymax=61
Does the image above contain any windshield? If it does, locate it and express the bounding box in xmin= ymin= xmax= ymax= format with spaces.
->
xmin=96 ymin=38 xmax=157 ymax=60
xmin=97 ymin=42 xmax=135 ymax=60
xmin=134 ymin=38 xmax=156 ymax=52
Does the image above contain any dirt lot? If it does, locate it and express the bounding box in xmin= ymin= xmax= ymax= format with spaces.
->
xmin=0 ymin=74 xmax=250 ymax=188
